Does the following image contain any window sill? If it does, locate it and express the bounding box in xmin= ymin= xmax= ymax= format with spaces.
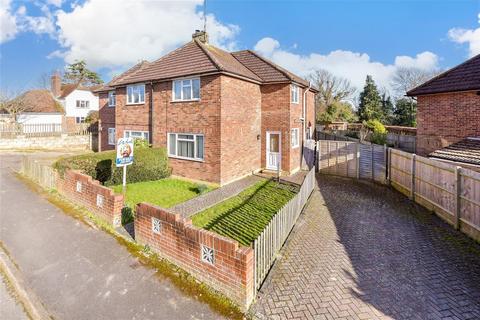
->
xmin=125 ymin=102 xmax=145 ymax=106
xmin=168 ymin=155 xmax=204 ymax=163
xmin=292 ymin=145 xmax=299 ymax=149
xmin=108 ymin=105 xmax=115 ymax=108
xmin=171 ymin=99 xmax=200 ymax=103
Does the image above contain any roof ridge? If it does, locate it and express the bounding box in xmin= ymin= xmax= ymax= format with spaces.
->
xmin=195 ymin=40 xmax=224 ymax=72
xmin=407 ymin=53 xmax=480 ymax=96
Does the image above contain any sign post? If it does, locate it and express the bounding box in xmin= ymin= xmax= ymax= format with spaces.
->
xmin=116 ymin=137 xmax=134 ymax=195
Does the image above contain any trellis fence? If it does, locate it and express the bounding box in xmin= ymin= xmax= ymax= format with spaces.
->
xmin=0 ymin=123 xmax=92 ymax=138
xmin=253 ymin=167 xmax=316 ymax=290
xmin=20 ymin=156 xmax=57 ymax=189
xmin=317 ymin=140 xmax=387 ymax=184
xmin=389 ymin=148 xmax=480 ymax=241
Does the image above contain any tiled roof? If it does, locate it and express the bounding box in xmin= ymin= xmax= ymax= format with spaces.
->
xmin=59 ymin=83 xmax=103 ymax=98
xmin=407 ymin=54 xmax=480 ymax=96
xmin=232 ymin=50 xmax=309 ymax=86
xmin=18 ymin=89 xmax=64 ymax=113
xmin=104 ymin=60 xmax=151 ymax=88
xmin=429 ymin=137 xmax=480 ymax=166
xmin=112 ymin=40 xmax=312 ymax=87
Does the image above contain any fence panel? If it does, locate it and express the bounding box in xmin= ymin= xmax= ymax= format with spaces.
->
xmin=390 ymin=148 xmax=413 ymax=195
xmin=460 ymin=170 xmax=480 ymax=234
xmin=253 ymin=167 xmax=315 ymax=290
xmin=20 ymin=156 xmax=57 ymax=189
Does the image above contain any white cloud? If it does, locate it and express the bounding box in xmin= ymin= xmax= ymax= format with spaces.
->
xmin=0 ymin=0 xmax=18 ymax=43
xmin=254 ymin=37 xmax=440 ymax=94
xmin=448 ymin=13 xmax=480 ymax=57
xmin=55 ymin=0 xmax=240 ymax=69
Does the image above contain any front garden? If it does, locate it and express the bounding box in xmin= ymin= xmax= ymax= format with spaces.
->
xmin=192 ymin=179 xmax=298 ymax=246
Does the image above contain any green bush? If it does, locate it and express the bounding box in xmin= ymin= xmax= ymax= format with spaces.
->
xmin=364 ymin=120 xmax=387 ymax=145
xmin=54 ymin=147 xmax=171 ymax=186
xmin=121 ymin=206 xmax=134 ymax=225
xmin=194 ymin=184 xmax=209 ymax=195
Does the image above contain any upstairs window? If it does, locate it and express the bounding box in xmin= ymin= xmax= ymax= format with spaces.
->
xmin=126 ymin=84 xmax=145 ymax=104
xmin=172 ymin=78 xmax=200 ymax=101
xmin=108 ymin=91 xmax=116 ymax=107
xmin=291 ymin=84 xmax=299 ymax=104
xmin=168 ymin=133 xmax=204 ymax=161
xmin=76 ymin=100 xmax=90 ymax=108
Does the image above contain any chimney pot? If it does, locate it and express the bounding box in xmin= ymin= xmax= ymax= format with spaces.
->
xmin=192 ymin=30 xmax=208 ymax=44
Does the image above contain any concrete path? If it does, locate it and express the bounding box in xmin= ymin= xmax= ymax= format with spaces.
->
xmin=171 ymin=175 xmax=263 ymax=218
xmin=0 ymin=153 xmax=226 ymax=320
xmin=252 ymin=175 xmax=480 ymax=320
xmin=0 ymin=274 xmax=28 ymax=320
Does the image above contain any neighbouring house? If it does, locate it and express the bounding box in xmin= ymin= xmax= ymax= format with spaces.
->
xmin=407 ymin=53 xmax=480 ymax=169
xmin=50 ymin=72 xmax=100 ymax=130
xmin=14 ymin=89 xmax=64 ymax=125
xmin=96 ymin=30 xmax=317 ymax=185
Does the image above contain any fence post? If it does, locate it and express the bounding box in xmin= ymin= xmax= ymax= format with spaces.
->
xmin=387 ymin=147 xmax=392 ymax=185
xmin=371 ymin=144 xmax=374 ymax=180
xmin=316 ymin=141 xmax=320 ymax=172
xmin=384 ymin=144 xmax=388 ymax=184
xmin=355 ymin=143 xmax=360 ymax=179
xmin=454 ymin=166 xmax=462 ymax=230
xmin=411 ymin=154 xmax=416 ymax=201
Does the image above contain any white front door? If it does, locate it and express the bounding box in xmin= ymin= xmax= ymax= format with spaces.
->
xmin=266 ymin=131 xmax=281 ymax=170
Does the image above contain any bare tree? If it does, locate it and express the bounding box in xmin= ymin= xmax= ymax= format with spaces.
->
xmin=308 ymin=69 xmax=356 ymax=111
xmin=0 ymin=90 xmax=30 ymax=120
xmin=36 ymin=72 xmax=53 ymax=89
xmin=391 ymin=67 xmax=441 ymax=97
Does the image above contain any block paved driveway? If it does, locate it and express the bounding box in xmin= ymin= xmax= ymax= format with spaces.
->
xmin=252 ymin=175 xmax=480 ymax=320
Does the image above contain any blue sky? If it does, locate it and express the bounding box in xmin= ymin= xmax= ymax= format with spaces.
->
xmin=1 ymin=0 xmax=479 ymax=94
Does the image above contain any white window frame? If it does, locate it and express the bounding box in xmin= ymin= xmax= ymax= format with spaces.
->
xmin=108 ymin=91 xmax=116 ymax=107
xmin=108 ymin=128 xmax=116 ymax=145
xmin=291 ymin=128 xmax=299 ymax=148
xmin=124 ymin=130 xmax=149 ymax=141
xmin=291 ymin=84 xmax=299 ymax=104
xmin=172 ymin=78 xmax=200 ymax=102
xmin=76 ymin=100 xmax=90 ymax=108
xmin=75 ymin=117 xmax=85 ymax=124
xmin=167 ymin=132 xmax=204 ymax=161
xmin=126 ymin=84 xmax=145 ymax=105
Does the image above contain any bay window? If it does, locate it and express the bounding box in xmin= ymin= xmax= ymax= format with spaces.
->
xmin=126 ymin=84 xmax=145 ymax=104
xmin=172 ymin=78 xmax=200 ymax=101
xmin=168 ymin=133 xmax=204 ymax=161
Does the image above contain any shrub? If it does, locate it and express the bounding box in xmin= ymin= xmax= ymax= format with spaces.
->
xmin=54 ymin=147 xmax=171 ymax=186
xmin=121 ymin=206 xmax=134 ymax=225
xmin=194 ymin=184 xmax=209 ymax=195
xmin=364 ymin=120 xmax=387 ymax=145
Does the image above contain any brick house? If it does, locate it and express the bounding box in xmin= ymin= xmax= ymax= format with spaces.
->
xmin=407 ymin=54 xmax=480 ymax=166
xmin=96 ymin=31 xmax=317 ymax=185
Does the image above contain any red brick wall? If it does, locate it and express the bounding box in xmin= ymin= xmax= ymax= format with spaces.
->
xmin=135 ymin=203 xmax=255 ymax=310
xmin=56 ymin=169 xmax=123 ymax=226
xmin=417 ymin=91 xmax=480 ymax=155
xmin=115 ymin=85 xmax=151 ymax=142
xmin=220 ymin=76 xmax=261 ymax=184
xmin=98 ymin=91 xmax=115 ymax=151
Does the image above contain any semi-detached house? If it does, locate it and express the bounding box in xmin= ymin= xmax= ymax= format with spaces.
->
xmin=96 ymin=31 xmax=317 ymax=185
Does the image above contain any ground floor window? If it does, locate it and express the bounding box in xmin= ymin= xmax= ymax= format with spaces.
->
xmin=291 ymin=128 xmax=299 ymax=148
xmin=75 ymin=117 xmax=85 ymax=124
xmin=108 ymin=128 xmax=116 ymax=145
xmin=168 ymin=133 xmax=204 ymax=161
xmin=124 ymin=130 xmax=149 ymax=141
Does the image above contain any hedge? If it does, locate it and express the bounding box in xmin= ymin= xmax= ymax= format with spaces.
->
xmin=54 ymin=147 xmax=171 ymax=186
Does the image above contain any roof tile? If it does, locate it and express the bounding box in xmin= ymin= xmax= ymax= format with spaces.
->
xmin=429 ymin=137 xmax=480 ymax=166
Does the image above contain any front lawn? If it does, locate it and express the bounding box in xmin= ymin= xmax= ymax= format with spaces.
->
xmin=191 ymin=180 xmax=298 ymax=246
xmin=112 ymin=179 xmax=214 ymax=209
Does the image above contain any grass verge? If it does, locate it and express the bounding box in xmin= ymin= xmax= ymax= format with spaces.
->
xmin=15 ymin=173 xmax=246 ymax=320
xmin=112 ymin=178 xmax=214 ymax=209
xmin=192 ymin=179 xmax=298 ymax=246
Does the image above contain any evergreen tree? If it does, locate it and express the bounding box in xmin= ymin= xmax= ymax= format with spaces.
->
xmin=63 ymin=60 xmax=103 ymax=86
xmin=357 ymin=75 xmax=383 ymax=122
xmin=381 ymin=93 xmax=395 ymax=125
xmin=393 ymin=98 xmax=417 ymax=127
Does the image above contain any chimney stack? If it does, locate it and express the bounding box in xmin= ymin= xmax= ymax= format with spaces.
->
xmin=51 ymin=72 xmax=61 ymax=98
xmin=192 ymin=30 xmax=208 ymax=44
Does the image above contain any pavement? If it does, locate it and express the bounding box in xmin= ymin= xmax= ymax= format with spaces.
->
xmin=0 ymin=152 xmax=227 ymax=320
xmin=0 ymin=273 xmax=29 ymax=320
xmin=252 ymin=175 xmax=480 ymax=320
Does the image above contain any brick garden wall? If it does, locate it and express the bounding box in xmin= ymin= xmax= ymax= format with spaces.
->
xmin=416 ymin=91 xmax=480 ymax=156
xmin=56 ymin=169 xmax=123 ymax=227
xmin=134 ymin=202 xmax=255 ymax=310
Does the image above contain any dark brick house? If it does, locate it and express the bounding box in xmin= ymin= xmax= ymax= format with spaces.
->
xmin=96 ymin=31 xmax=316 ymax=185
xmin=407 ymin=54 xmax=480 ymax=169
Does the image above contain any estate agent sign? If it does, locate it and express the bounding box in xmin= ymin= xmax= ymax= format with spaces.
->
xmin=116 ymin=137 xmax=134 ymax=193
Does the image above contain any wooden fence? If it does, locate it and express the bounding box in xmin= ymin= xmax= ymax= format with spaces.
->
xmin=253 ymin=167 xmax=316 ymax=290
xmin=389 ymin=148 xmax=480 ymax=241
xmin=20 ymin=156 xmax=57 ymax=189
xmin=317 ymin=140 xmax=387 ymax=184
xmin=0 ymin=123 xmax=93 ymax=138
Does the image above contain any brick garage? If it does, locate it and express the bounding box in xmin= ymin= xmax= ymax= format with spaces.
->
xmin=135 ymin=202 xmax=255 ymax=310
xmin=56 ymin=169 xmax=123 ymax=226
xmin=416 ymin=91 xmax=480 ymax=155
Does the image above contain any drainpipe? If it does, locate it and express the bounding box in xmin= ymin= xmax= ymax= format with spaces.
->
xmin=149 ymin=81 xmax=154 ymax=145
xmin=302 ymin=82 xmax=312 ymax=142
